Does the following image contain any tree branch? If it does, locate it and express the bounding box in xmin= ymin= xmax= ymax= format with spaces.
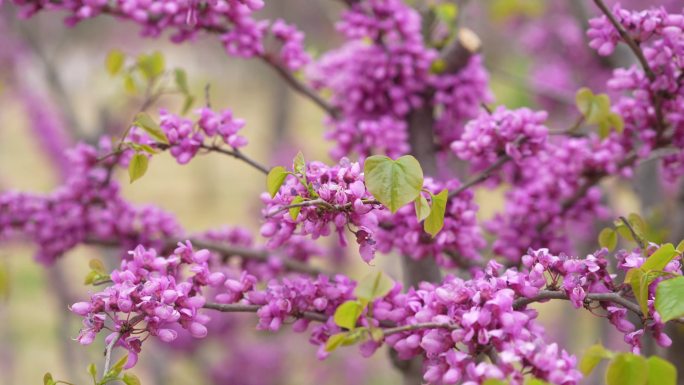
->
xmin=259 ymin=54 xmax=338 ymax=118
xmin=448 ymin=154 xmax=511 ymax=198
xmin=591 ymin=0 xmax=655 ymax=81
xmin=102 ymin=332 xmax=121 ymax=378
xmin=198 ymin=143 xmax=270 ymax=175
xmin=85 ymin=237 xmax=325 ymax=276
xmin=512 ymin=289 xmax=643 ymax=317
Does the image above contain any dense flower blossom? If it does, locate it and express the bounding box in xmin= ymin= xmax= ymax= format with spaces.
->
xmin=307 ymin=0 xmax=437 ymax=159
xmin=260 ymin=158 xmax=382 ymax=262
xmin=485 ymin=136 xmax=616 ymax=260
xmin=0 ymin=141 xmax=181 ymax=264
xmin=72 ymin=243 xmax=684 ymax=384
xmin=10 ymin=0 xmax=309 ymax=73
xmin=451 ymin=107 xmax=549 ymax=171
xmin=374 ymin=177 xmax=485 ymax=267
xmin=431 ymin=55 xmax=493 ymax=147
xmin=271 ymin=19 xmax=311 ymax=71
xmin=71 ymin=243 xmax=219 ymax=366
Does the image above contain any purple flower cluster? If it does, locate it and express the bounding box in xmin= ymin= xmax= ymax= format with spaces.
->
xmin=11 ymin=0 xmax=309 ymax=73
xmin=524 ymin=247 xmax=681 ymax=353
xmin=587 ymin=5 xmax=684 ymax=182
xmin=486 ymin=136 xmax=616 ymax=260
xmin=214 ymin=271 xmax=358 ymax=359
xmin=128 ymin=107 xmax=247 ymax=165
xmin=260 ymin=158 xmax=382 ymax=262
xmin=0 ymin=141 xmax=181 ymax=264
xmin=451 ymin=107 xmax=548 ymax=172
xmin=508 ymin=2 xmax=612 ymax=113
xmin=307 ymin=0 xmax=437 ymax=159
xmin=13 ymin=0 xmax=263 ymax=42
xmin=377 ymin=262 xmax=582 ymax=385
xmin=271 ymin=19 xmax=311 ymax=71
xmin=431 ymin=55 xmax=492 ymax=147
xmin=70 ymin=239 xmax=684 ymax=383
xmin=374 ymin=177 xmax=485 ymax=267
xmin=71 ymin=242 xmax=221 ymax=367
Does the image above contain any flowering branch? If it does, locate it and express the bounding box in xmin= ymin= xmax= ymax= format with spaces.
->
xmin=591 ymin=0 xmax=655 ymax=81
xmin=448 ymin=154 xmax=511 ymax=198
xmin=85 ymin=237 xmax=325 ymax=276
xmin=513 ymin=289 xmax=643 ymax=318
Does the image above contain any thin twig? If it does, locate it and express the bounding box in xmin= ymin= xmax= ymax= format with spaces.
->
xmin=198 ymin=143 xmax=269 ymax=175
xmin=592 ymin=0 xmax=655 ymax=81
xmin=619 ymin=216 xmax=646 ymax=249
xmin=382 ymin=322 xmax=455 ymax=336
xmin=85 ymin=236 xmax=325 ymax=275
xmin=258 ymin=54 xmax=338 ymax=118
xmin=448 ymin=155 xmax=511 ymax=198
xmin=592 ymin=0 xmax=666 ymax=133
xmin=513 ymin=289 xmax=643 ymax=317
xmin=102 ymin=332 xmax=121 ymax=377
xmin=204 ymin=302 xmax=329 ymax=323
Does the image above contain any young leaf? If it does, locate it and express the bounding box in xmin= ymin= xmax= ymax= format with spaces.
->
xmin=677 ymin=240 xmax=684 ymax=253
xmin=482 ymin=380 xmax=507 ymax=385
xmin=128 ymin=153 xmax=149 ymax=184
xmin=341 ymin=327 xmax=367 ymax=346
xmin=333 ymin=300 xmax=363 ymax=330
xmin=137 ymin=51 xmax=165 ymax=80
xmin=629 ymin=269 xmax=653 ymax=315
xmin=123 ymin=74 xmax=137 ymax=93
xmin=134 ymin=113 xmax=169 ymax=145
xmin=87 ymin=363 xmax=97 ymax=382
xmin=105 ymin=49 xmax=125 ymax=76
xmin=414 ymin=194 xmax=430 ymax=222
xmin=289 ymin=196 xmax=304 ymax=220
xmin=364 ymin=155 xmax=424 ymax=213
xmin=576 ymin=87 xmax=618 ymax=135
xmin=325 ymin=332 xmax=348 ymax=352
xmin=526 ymin=379 xmax=553 ymax=385
xmin=430 ymin=58 xmax=446 ymax=74
xmin=605 ymin=353 xmax=648 ymax=385
xmin=110 ymin=353 xmax=129 ymax=375
xmin=642 ymin=243 xmax=677 ymax=272
xmin=598 ymin=228 xmax=618 ymax=251
xmin=579 ymin=344 xmax=612 ymax=375
xmin=44 ymin=373 xmax=56 ymax=385
xmin=89 ymin=259 xmax=106 ymax=274
xmin=615 ymin=222 xmax=634 ymax=241
xmin=122 ymin=373 xmax=142 ymax=385
xmin=434 ymin=3 xmax=458 ymax=25
xmin=266 ymin=166 xmax=288 ymax=198
xmin=174 ymin=68 xmax=189 ymax=94
xmin=354 ymin=271 xmax=394 ymax=302
xmin=293 ymin=151 xmax=306 ymax=174
xmin=424 ymin=189 xmax=448 ymax=237
xmin=655 ymin=276 xmax=684 ymax=323
xmin=576 ymin=88 xmax=595 ymax=118
xmin=181 ymin=94 xmax=195 ymax=115
xmin=607 ymin=112 xmax=625 ymax=133
xmin=627 ymin=213 xmax=647 ymax=239
xmin=647 ymin=356 xmax=676 ymax=385
xmin=84 ymin=270 xmax=99 ymax=285
xmin=129 ymin=143 xmax=159 ymax=154
xmin=370 ymin=327 xmax=384 ymax=342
